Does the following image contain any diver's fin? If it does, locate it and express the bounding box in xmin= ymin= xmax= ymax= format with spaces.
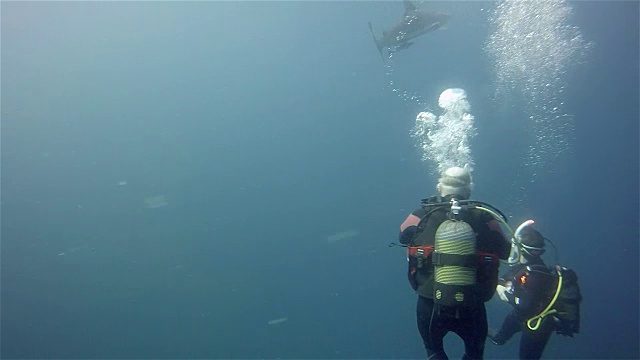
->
xmin=368 ymin=22 xmax=385 ymax=60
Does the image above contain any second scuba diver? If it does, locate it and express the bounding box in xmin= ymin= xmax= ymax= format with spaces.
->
xmin=489 ymin=223 xmax=582 ymax=360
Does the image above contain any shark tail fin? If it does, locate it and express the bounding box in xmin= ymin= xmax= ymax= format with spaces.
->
xmin=368 ymin=22 xmax=385 ymax=60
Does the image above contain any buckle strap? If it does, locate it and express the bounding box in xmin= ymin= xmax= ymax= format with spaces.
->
xmin=432 ymin=252 xmax=476 ymax=267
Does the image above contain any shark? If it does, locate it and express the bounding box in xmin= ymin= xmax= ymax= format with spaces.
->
xmin=368 ymin=0 xmax=451 ymax=59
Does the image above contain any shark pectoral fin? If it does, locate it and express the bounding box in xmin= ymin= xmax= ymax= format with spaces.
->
xmin=368 ymin=22 xmax=385 ymax=60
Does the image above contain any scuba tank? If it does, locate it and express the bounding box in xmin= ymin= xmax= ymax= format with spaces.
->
xmin=398 ymin=197 xmax=513 ymax=304
xmin=433 ymin=217 xmax=477 ymax=306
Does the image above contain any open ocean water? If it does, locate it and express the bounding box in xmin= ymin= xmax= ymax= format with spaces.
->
xmin=2 ymin=1 xmax=638 ymax=359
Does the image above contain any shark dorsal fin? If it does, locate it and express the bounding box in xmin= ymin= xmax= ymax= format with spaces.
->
xmin=403 ymin=0 xmax=417 ymax=13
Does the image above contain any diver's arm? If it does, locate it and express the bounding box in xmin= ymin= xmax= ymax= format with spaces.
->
xmin=496 ymin=265 xmax=521 ymax=303
xmin=399 ymin=213 xmax=421 ymax=245
xmin=487 ymin=219 xmax=512 ymax=260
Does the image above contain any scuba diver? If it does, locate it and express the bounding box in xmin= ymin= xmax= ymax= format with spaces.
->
xmin=396 ymin=166 xmax=512 ymax=360
xmin=488 ymin=222 xmax=582 ymax=360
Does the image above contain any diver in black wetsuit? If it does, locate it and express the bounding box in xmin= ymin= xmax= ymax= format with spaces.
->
xmin=489 ymin=225 xmax=582 ymax=360
xmin=399 ymin=167 xmax=511 ymax=360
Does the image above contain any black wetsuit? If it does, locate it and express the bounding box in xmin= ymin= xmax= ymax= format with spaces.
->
xmin=399 ymin=196 xmax=511 ymax=360
xmin=416 ymin=295 xmax=489 ymax=360
xmin=490 ymin=258 xmax=557 ymax=360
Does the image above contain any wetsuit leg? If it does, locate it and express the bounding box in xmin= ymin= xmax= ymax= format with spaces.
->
xmin=519 ymin=316 xmax=555 ymax=360
xmin=417 ymin=296 xmax=449 ymax=360
xmin=455 ymin=304 xmax=487 ymax=360
xmin=492 ymin=310 xmax=521 ymax=345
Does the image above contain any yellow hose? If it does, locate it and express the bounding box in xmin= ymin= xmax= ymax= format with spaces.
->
xmin=526 ymin=268 xmax=563 ymax=330
xmin=474 ymin=206 xmax=515 ymax=240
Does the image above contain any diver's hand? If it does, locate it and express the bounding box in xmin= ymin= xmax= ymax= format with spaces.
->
xmin=496 ymin=280 xmax=512 ymax=302
xmin=496 ymin=284 xmax=510 ymax=302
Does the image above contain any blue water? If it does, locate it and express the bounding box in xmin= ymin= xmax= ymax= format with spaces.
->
xmin=2 ymin=1 xmax=638 ymax=359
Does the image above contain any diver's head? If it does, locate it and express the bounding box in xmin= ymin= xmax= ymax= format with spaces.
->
xmin=519 ymin=226 xmax=546 ymax=261
xmin=437 ymin=166 xmax=473 ymax=200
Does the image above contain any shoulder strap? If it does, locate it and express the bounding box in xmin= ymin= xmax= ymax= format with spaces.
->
xmin=420 ymin=196 xmax=441 ymax=206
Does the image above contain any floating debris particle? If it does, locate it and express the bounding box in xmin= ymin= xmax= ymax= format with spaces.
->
xmin=327 ymin=229 xmax=360 ymax=243
xmin=144 ymin=195 xmax=168 ymax=209
xmin=267 ymin=317 xmax=288 ymax=325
